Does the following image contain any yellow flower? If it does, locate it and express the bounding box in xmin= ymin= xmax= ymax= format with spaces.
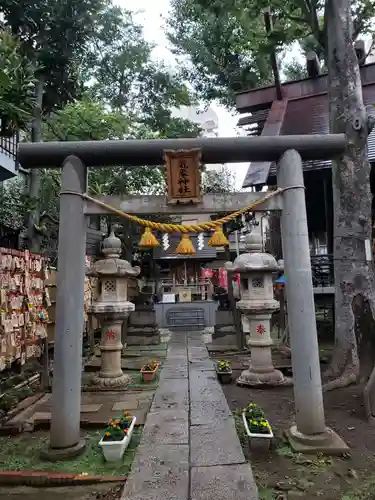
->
xmin=105 ymin=432 xmax=110 ymax=436
xmin=79 ymin=472 xmax=88 ymax=476
xmin=115 ymin=418 xmax=120 ymax=424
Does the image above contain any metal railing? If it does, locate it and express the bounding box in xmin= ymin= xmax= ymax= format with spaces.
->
xmin=311 ymin=254 xmax=334 ymax=287
xmin=0 ymin=134 xmax=18 ymax=159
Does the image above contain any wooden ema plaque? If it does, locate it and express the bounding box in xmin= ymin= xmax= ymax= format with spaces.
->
xmin=164 ymin=149 xmax=202 ymax=205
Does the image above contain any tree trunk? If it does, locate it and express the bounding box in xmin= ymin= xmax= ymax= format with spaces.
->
xmin=27 ymin=76 xmax=49 ymax=388
xmin=27 ymin=75 xmax=44 ymax=253
xmin=324 ymin=0 xmax=375 ymax=395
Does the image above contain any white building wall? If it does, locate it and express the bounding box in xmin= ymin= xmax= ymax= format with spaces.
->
xmin=171 ymin=105 xmax=224 ymax=172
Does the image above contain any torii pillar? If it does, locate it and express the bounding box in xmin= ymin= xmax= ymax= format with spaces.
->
xmin=278 ymin=149 xmax=348 ymax=453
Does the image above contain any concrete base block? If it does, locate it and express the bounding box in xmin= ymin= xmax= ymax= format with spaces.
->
xmin=126 ymin=330 xmax=161 ymax=346
xmin=40 ymin=439 xmax=86 ymax=461
xmin=236 ymin=368 xmax=292 ymax=387
xmin=286 ymin=425 xmax=349 ymax=455
xmin=90 ymin=372 xmax=130 ymax=390
xmin=126 ymin=319 xmax=161 ymax=346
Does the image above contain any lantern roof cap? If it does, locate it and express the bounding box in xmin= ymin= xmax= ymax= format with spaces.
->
xmin=225 ymin=233 xmax=281 ymax=273
xmin=102 ymin=230 xmax=122 ymax=258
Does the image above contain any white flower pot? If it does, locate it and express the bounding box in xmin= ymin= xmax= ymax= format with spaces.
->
xmin=242 ymin=410 xmax=274 ymax=439
xmin=99 ymin=416 xmax=136 ymax=462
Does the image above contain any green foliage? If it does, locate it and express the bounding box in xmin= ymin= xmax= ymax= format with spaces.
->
xmin=0 ymin=30 xmax=36 ymax=132
xmin=203 ymin=166 xmax=236 ymax=194
xmin=166 ymin=0 xmax=375 ymax=106
xmin=0 ymin=0 xmax=225 ymax=255
xmin=103 ymin=411 xmax=134 ymax=442
xmin=216 ymin=360 xmax=231 ymax=372
xmin=0 ymin=428 xmax=143 ymax=475
xmin=0 ymin=177 xmax=30 ymax=229
xmin=282 ymin=57 xmax=308 ymax=81
xmin=0 ymin=0 xmax=111 ymax=112
xmin=245 ymin=403 xmax=272 ymax=434
xmin=82 ymin=5 xmax=197 ymax=134
xmin=42 ymin=99 xmax=130 ymax=141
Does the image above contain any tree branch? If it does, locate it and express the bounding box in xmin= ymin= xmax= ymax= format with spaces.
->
xmin=298 ymin=0 xmax=326 ymax=51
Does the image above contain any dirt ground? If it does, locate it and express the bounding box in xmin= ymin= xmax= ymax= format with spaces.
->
xmin=221 ymin=354 xmax=375 ymax=500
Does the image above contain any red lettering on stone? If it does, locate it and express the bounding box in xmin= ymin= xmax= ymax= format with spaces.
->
xmin=105 ymin=330 xmax=116 ymax=340
xmin=256 ymin=324 xmax=265 ymax=335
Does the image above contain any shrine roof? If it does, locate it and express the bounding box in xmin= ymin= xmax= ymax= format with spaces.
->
xmin=237 ymin=63 xmax=375 ymax=188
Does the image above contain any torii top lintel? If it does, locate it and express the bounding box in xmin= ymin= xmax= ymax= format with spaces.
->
xmin=17 ymin=135 xmax=346 ymax=169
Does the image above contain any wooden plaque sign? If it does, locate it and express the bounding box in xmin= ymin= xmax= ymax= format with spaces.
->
xmin=164 ymin=149 xmax=202 ymax=205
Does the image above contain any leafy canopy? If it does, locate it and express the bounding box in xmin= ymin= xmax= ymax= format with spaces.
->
xmin=0 ymin=0 xmax=112 ymax=112
xmin=0 ymin=30 xmax=36 ymax=131
xmin=166 ymin=0 xmax=375 ymax=106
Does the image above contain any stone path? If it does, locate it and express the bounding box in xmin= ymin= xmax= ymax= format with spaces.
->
xmin=122 ymin=331 xmax=258 ymax=500
xmin=4 ymin=391 xmax=155 ymax=432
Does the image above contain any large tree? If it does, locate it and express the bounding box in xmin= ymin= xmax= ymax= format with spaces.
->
xmin=167 ymin=0 xmax=375 ymax=397
xmin=0 ymin=0 xmax=116 ymax=251
xmin=82 ymin=5 xmax=195 ymax=135
xmin=0 ymin=30 xmax=36 ymax=134
xmin=167 ymin=1 xmax=374 ymax=106
xmin=0 ymin=1 xmax=200 ymax=250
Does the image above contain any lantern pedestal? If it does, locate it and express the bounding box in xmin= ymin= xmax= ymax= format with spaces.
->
xmin=236 ymin=305 xmax=291 ymax=387
xmin=225 ymin=233 xmax=292 ymax=388
xmin=90 ymin=310 xmax=134 ymax=389
xmin=87 ymin=231 xmax=140 ymax=391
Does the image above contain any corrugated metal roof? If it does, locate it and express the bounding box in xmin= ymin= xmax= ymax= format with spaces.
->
xmin=153 ymin=234 xmax=217 ymax=260
xmin=244 ymin=84 xmax=375 ymax=185
xmin=237 ymin=108 xmax=270 ymax=136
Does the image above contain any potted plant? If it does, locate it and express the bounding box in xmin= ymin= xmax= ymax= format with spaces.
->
xmin=216 ymin=360 xmax=232 ymax=384
xmin=140 ymin=360 xmax=159 ymax=382
xmin=242 ymin=403 xmax=274 ymax=439
xmin=99 ymin=411 xmax=136 ymax=462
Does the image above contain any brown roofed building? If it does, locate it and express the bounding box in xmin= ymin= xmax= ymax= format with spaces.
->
xmin=235 ymin=63 xmax=375 ymax=278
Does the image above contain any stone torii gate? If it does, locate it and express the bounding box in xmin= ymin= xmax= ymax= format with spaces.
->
xmin=18 ymin=135 xmax=348 ymax=459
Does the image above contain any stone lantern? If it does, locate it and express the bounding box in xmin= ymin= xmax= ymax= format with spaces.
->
xmin=225 ymin=233 xmax=291 ymax=386
xmin=88 ymin=231 xmax=140 ymax=388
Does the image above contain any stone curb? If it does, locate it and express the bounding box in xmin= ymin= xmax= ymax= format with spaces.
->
xmin=0 ymin=393 xmax=47 ymax=435
xmin=0 ymin=471 xmax=126 ymax=487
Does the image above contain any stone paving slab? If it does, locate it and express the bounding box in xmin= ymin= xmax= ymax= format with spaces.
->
xmin=162 ymin=358 xmax=188 ymax=368
xmin=5 ymin=389 xmax=156 ymax=431
xmin=30 ymin=406 xmax=149 ymax=427
xmin=189 ymin=370 xmax=224 ymax=402
xmin=112 ymin=399 xmax=145 ymax=411
xmin=190 ymin=400 xmax=233 ymax=426
xmin=159 ymin=366 xmax=188 ymax=379
xmin=188 ymin=346 xmax=209 ymax=358
xmin=190 ymin=464 xmax=259 ymax=500
xmin=190 ymin=421 xmax=245 ymax=466
xmin=151 ymin=378 xmax=189 ymax=411
xmin=127 ymin=343 xmax=168 ymax=351
xmin=142 ymin=409 xmax=189 ymax=445
xmin=121 ymin=331 xmax=258 ymax=500
xmin=189 ymin=358 xmax=215 ymax=371
xmin=122 ymin=444 xmax=189 ymax=500
xmin=79 ymin=404 xmax=103 ymax=413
